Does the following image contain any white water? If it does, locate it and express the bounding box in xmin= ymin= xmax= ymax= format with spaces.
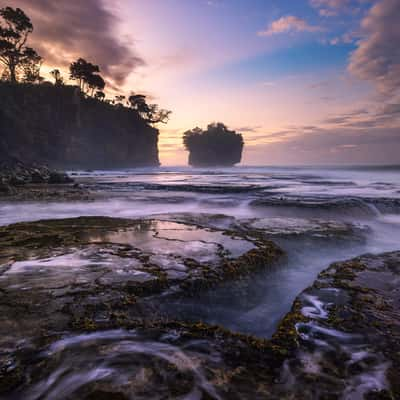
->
xmin=1 ymin=166 xmax=399 ymax=337
xmin=2 ymin=165 xmax=400 ymax=399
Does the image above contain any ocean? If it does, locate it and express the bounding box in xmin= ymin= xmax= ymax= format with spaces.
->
xmin=2 ymin=165 xmax=399 ymax=337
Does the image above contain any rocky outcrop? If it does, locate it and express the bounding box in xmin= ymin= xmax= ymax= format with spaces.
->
xmin=0 ymin=216 xmax=398 ymax=399
xmin=183 ymin=123 xmax=243 ymax=167
xmin=273 ymin=251 xmax=400 ymax=399
xmin=0 ymin=156 xmax=73 ymax=195
xmin=0 ymin=82 xmax=160 ymax=169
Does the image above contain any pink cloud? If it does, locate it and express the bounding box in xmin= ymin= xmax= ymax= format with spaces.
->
xmin=348 ymin=0 xmax=400 ymax=96
xmin=258 ymin=16 xmax=323 ymax=36
xmin=0 ymin=0 xmax=144 ymax=87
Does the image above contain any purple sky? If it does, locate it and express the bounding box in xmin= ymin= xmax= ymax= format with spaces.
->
xmin=1 ymin=0 xmax=399 ymax=165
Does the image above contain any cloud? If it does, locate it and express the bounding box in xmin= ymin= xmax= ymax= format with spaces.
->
xmin=309 ymin=0 xmax=361 ymax=16
xmin=234 ymin=126 xmax=262 ymax=133
xmin=258 ymin=16 xmax=323 ymax=36
xmin=206 ymin=0 xmax=223 ymax=7
xmin=348 ymin=0 xmax=400 ymax=97
xmin=323 ymin=108 xmax=369 ymax=124
xmin=322 ymin=102 xmax=400 ymax=129
xmin=309 ymin=80 xmax=331 ymax=89
xmin=328 ymin=32 xmax=357 ymax=45
xmin=0 ymin=0 xmax=144 ymax=87
xmin=319 ymin=8 xmax=340 ymax=17
xmin=244 ymin=130 xmax=295 ymax=144
xmin=261 ymin=81 xmax=276 ymax=87
xmin=310 ymin=0 xmax=351 ymax=7
xmin=243 ymin=125 xmax=400 ymax=164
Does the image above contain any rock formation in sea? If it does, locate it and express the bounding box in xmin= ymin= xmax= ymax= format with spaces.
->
xmin=183 ymin=122 xmax=244 ymax=167
xmin=0 ymin=82 xmax=160 ymax=169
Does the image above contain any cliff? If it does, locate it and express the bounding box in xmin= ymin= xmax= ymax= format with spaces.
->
xmin=0 ymin=83 xmax=160 ymax=168
xmin=183 ymin=123 xmax=244 ymax=167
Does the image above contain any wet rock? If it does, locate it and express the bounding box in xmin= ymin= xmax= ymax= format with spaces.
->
xmin=154 ymin=213 xmax=368 ymax=244
xmin=0 ymin=324 xmax=285 ymax=400
xmin=0 ymin=180 xmax=12 ymax=194
xmin=30 ymin=171 xmax=47 ymax=184
xmin=241 ymin=216 xmax=368 ymax=242
xmin=48 ymin=171 xmax=74 ymax=184
xmin=250 ymin=196 xmax=380 ymax=219
xmin=0 ymin=156 xmax=74 ymax=194
xmin=276 ymin=251 xmax=400 ymax=399
xmin=0 ymin=217 xmax=283 ymax=346
xmin=155 ymin=212 xmax=240 ymax=231
xmin=0 ymin=215 xmax=398 ymax=399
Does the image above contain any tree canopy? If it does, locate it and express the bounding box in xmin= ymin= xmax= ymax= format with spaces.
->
xmin=183 ymin=123 xmax=244 ymax=167
xmin=128 ymin=93 xmax=171 ymax=124
xmin=50 ymin=69 xmax=63 ymax=85
xmin=0 ymin=6 xmax=42 ymax=82
xmin=69 ymin=58 xmax=105 ymax=94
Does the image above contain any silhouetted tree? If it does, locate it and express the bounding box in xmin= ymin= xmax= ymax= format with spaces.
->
xmin=128 ymin=93 xmax=171 ymax=124
xmin=50 ymin=69 xmax=63 ymax=85
xmin=114 ymin=94 xmax=125 ymax=105
xmin=69 ymin=58 xmax=105 ymax=95
xmin=183 ymin=123 xmax=244 ymax=166
xmin=87 ymin=73 xmax=105 ymax=96
xmin=94 ymin=90 xmax=105 ymax=101
xmin=128 ymin=94 xmax=147 ymax=112
xmin=0 ymin=7 xmax=41 ymax=83
xmin=21 ymin=47 xmax=42 ymax=83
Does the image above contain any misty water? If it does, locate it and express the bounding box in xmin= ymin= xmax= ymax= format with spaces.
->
xmin=1 ymin=165 xmax=399 ymax=339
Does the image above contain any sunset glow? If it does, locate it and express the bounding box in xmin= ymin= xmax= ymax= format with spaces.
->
xmin=2 ymin=0 xmax=399 ymax=165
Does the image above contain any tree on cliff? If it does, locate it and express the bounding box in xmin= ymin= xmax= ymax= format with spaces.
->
xmin=128 ymin=93 xmax=171 ymax=124
xmin=94 ymin=91 xmax=105 ymax=101
xmin=21 ymin=47 xmax=43 ymax=83
xmin=114 ymin=95 xmax=125 ymax=105
xmin=50 ymin=69 xmax=64 ymax=85
xmin=0 ymin=7 xmax=41 ymax=83
xmin=87 ymin=73 xmax=105 ymax=96
xmin=183 ymin=123 xmax=244 ymax=167
xmin=69 ymin=58 xmax=105 ymax=95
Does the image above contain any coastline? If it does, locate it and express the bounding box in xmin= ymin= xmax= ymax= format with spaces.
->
xmin=0 ymin=166 xmax=399 ymax=398
xmin=0 ymin=215 xmax=398 ymax=398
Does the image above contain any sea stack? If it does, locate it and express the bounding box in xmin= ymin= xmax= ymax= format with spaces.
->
xmin=183 ymin=122 xmax=244 ymax=167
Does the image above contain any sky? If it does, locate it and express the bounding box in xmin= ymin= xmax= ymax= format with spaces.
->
xmin=1 ymin=0 xmax=400 ymax=165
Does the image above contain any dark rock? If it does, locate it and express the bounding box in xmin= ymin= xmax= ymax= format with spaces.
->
xmin=48 ymin=171 xmax=73 ymax=184
xmin=0 ymin=82 xmax=160 ymax=168
xmin=184 ymin=123 xmax=243 ymax=167
xmin=0 ymin=182 xmax=11 ymax=193
xmin=0 ymin=215 xmax=398 ymax=399
xmin=8 ymin=175 xmax=25 ymax=186
xmin=0 ymin=156 xmax=74 ymax=190
xmin=30 ymin=171 xmax=46 ymax=183
xmin=274 ymin=251 xmax=400 ymax=399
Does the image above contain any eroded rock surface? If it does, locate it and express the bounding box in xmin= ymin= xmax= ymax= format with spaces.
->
xmin=275 ymin=251 xmax=400 ymax=399
xmin=155 ymin=213 xmax=368 ymax=243
xmin=241 ymin=217 xmax=368 ymax=240
xmin=0 ymin=217 xmax=282 ymax=356
xmin=0 ymin=216 xmax=399 ymax=399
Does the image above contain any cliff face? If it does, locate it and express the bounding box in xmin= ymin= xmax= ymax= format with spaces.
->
xmin=0 ymin=83 xmax=160 ymax=168
xmin=188 ymin=145 xmax=243 ymax=167
xmin=183 ymin=124 xmax=244 ymax=167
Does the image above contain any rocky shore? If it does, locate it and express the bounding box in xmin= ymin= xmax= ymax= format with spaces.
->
xmin=0 ymin=157 xmax=92 ymax=200
xmin=0 ymin=215 xmax=398 ymax=399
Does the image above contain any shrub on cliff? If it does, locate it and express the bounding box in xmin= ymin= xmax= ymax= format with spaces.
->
xmin=183 ymin=123 xmax=244 ymax=167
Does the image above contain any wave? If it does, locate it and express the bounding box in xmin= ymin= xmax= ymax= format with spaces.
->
xmin=93 ymin=181 xmax=266 ymax=194
xmin=12 ymin=330 xmax=220 ymax=400
xmin=250 ymin=196 xmax=400 ymax=218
